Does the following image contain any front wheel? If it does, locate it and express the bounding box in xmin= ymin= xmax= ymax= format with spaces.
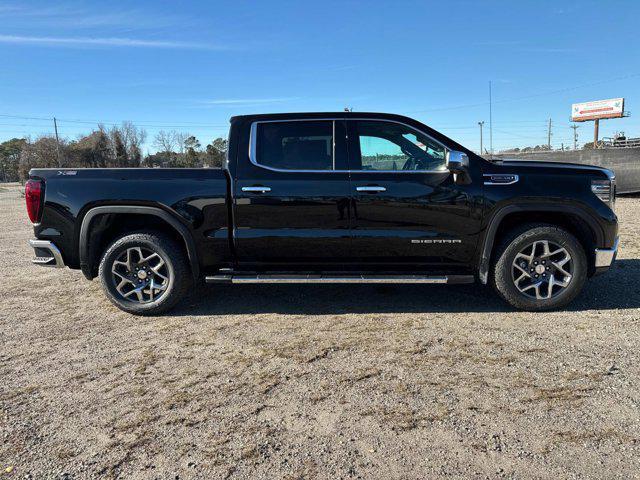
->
xmin=98 ymin=231 xmax=191 ymax=315
xmin=491 ymin=224 xmax=587 ymax=311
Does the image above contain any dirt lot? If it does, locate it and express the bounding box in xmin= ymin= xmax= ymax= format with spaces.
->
xmin=1 ymin=182 xmax=639 ymax=479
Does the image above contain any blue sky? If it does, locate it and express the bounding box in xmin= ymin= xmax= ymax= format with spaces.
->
xmin=1 ymin=0 xmax=639 ymax=153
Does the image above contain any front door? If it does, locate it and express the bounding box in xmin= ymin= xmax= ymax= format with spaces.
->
xmin=233 ymin=119 xmax=352 ymax=269
xmin=346 ymin=119 xmax=481 ymax=271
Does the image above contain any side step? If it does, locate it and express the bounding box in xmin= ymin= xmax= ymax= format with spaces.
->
xmin=205 ymin=274 xmax=474 ymax=284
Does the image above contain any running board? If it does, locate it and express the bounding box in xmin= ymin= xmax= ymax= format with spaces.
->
xmin=205 ymin=274 xmax=474 ymax=284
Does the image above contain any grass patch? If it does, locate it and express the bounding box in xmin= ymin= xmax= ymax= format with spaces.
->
xmin=134 ymin=348 xmax=159 ymax=375
xmin=360 ymin=404 xmax=449 ymax=431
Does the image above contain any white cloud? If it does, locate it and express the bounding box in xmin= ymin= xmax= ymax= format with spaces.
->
xmin=200 ymin=98 xmax=301 ymax=106
xmin=0 ymin=3 xmax=192 ymax=29
xmin=520 ymin=47 xmax=578 ymax=53
xmin=0 ymin=34 xmax=228 ymax=50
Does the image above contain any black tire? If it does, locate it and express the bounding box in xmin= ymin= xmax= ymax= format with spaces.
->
xmin=491 ymin=224 xmax=587 ymax=311
xmin=98 ymin=231 xmax=191 ymax=315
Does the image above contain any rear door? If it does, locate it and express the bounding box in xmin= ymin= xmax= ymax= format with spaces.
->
xmin=346 ymin=119 xmax=481 ymax=271
xmin=233 ymin=118 xmax=352 ymax=268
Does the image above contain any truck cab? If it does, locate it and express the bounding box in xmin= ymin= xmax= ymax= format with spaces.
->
xmin=229 ymin=113 xmax=482 ymax=275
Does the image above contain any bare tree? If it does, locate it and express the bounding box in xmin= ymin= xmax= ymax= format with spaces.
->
xmin=120 ymin=121 xmax=147 ymax=163
xmin=174 ymin=132 xmax=190 ymax=155
xmin=153 ymin=130 xmax=178 ymax=154
xmin=109 ymin=128 xmax=128 ymax=167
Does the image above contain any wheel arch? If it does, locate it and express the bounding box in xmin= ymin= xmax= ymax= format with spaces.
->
xmin=78 ymin=206 xmax=199 ymax=281
xmin=478 ymin=204 xmax=603 ymax=283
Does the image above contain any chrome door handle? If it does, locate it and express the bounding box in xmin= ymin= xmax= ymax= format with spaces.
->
xmin=242 ymin=186 xmax=271 ymax=193
xmin=356 ymin=186 xmax=386 ymax=193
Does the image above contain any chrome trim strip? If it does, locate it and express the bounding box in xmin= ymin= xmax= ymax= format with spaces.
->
xmin=29 ymin=239 xmax=65 ymax=268
xmin=206 ymin=274 xmax=448 ymax=284
xmin=205 ymin=274 xmax=232 ymax=283
xmin=594 ymin=237 xmax=619 ymax=268
xmin=483 ymin=174 xmax=519 ymax=185
xmin=241 ymin=186 xmax=271 ymax=193
xmin=247 ymin=117 xmax=451 ymax=174
xmin=332 ymin=120 xmax=336 ymax=170
xmin=356 ymin=186 xmax=386 ymax=192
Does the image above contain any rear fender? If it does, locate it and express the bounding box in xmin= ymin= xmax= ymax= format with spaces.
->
xmin=78 ymin=205 xmax=199 ymax=281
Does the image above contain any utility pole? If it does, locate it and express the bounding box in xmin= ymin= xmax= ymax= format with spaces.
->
xmin=489 ymin=81 xmax=493 ymax=156
xmin=571 ymin=124 xmax=579 ymax=150
xmin=478 ymin=121 xmax=484 ymax=154
xmin=547 ymin=117 xmax=552 ymax=150
xmin=53 ymin=116 xmax=62 ymax=167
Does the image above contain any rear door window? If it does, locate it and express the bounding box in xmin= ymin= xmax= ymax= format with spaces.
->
xmin=255 ymin=121 xmax=334 ymax=171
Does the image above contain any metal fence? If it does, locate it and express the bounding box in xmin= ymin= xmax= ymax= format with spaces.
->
xmin=492 ymin=146 xmax=640 ymax=194
xmin=601 ymin=137 xmax=640 ymax=149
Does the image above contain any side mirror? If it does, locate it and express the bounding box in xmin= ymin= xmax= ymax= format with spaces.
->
xmin=446 ymin=150 xmax=469 ymax=173
xmin=446 ymin=150 xmax=471 ymax=184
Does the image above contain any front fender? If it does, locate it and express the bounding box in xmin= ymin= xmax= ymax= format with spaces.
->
xmin=477 ymin=202 xmax=608 ymax=283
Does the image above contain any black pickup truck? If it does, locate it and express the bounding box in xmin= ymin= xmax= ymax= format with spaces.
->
xmin=26 ymin=112 xmax=619 ymax=314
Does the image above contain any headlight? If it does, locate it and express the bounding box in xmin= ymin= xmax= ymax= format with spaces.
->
xmin=591 ymin=177 xmax=615 ymax=210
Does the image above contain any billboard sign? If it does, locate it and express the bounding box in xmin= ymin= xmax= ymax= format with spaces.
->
xmin=571 ymin=98 xmax=624 ymax=122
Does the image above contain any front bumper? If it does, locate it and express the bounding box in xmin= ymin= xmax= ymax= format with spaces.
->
xmin=29 ymin=239 xmax=65 ymax=268
xmin=594 ymin=237 xmax=619 ymax=270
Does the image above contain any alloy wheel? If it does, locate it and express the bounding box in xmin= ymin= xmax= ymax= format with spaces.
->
xmin=512 ymin=240 xmax=572 ymax=300
xmin=111 ymin=246 xmax=170 ymax=303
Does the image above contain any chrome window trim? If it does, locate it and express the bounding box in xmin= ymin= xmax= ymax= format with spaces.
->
xmin=248 ymin=117 xmax=451 ymax=174
xmin=332 ymin=120 xmax=336 ymax=170
xmin=249 ymin=119 xmax=339 ymax=173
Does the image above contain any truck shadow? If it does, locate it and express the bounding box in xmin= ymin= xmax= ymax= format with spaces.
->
xmin=173 ymin=259 xmax=640 ymax=316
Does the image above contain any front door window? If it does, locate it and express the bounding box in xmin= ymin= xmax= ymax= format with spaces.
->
xmin=353 ymin=120 xmax=447 ymax=171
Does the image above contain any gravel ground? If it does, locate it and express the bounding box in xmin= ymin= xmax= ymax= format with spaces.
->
xmin=1 ymin=182 xmax=639 ymax=479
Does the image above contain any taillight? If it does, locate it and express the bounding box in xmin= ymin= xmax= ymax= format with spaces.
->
xmin=25 ymin=179 xmax=44 ymax=224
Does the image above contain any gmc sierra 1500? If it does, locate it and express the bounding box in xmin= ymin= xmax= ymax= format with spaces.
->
xmin=26 ymin=112 xmax=618 ymax=314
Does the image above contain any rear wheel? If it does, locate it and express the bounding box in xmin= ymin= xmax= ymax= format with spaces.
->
xmin=98 ymin=231 xmax=190 ymax=315
xmin=491 ymin=224 xmax=587 ymax=311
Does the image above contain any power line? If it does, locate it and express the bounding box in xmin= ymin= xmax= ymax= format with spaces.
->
xmin=493 ymin=128 xmax=544 ymax=140
xmin=0 ymin=122 xmax=54 ymax=127
xmin=405 ymin=72 xmax=640 ymax=114
xmin=0 ymin=113 xmax=228 ymax=128
xmin=55 ymin=125 xmax=228 ymax=132
xmin=1 ymin=69 xmax=638 ymax=130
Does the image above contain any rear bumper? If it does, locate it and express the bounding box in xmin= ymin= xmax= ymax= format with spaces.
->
xmin=594 ymin=236 xmax=618 ymax=273
xmin=29 ymin=239 xmax=65 ymax=268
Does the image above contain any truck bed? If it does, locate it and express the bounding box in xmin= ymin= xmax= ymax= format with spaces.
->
xmin=30 ymin=167 xmax=231 ymax=271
